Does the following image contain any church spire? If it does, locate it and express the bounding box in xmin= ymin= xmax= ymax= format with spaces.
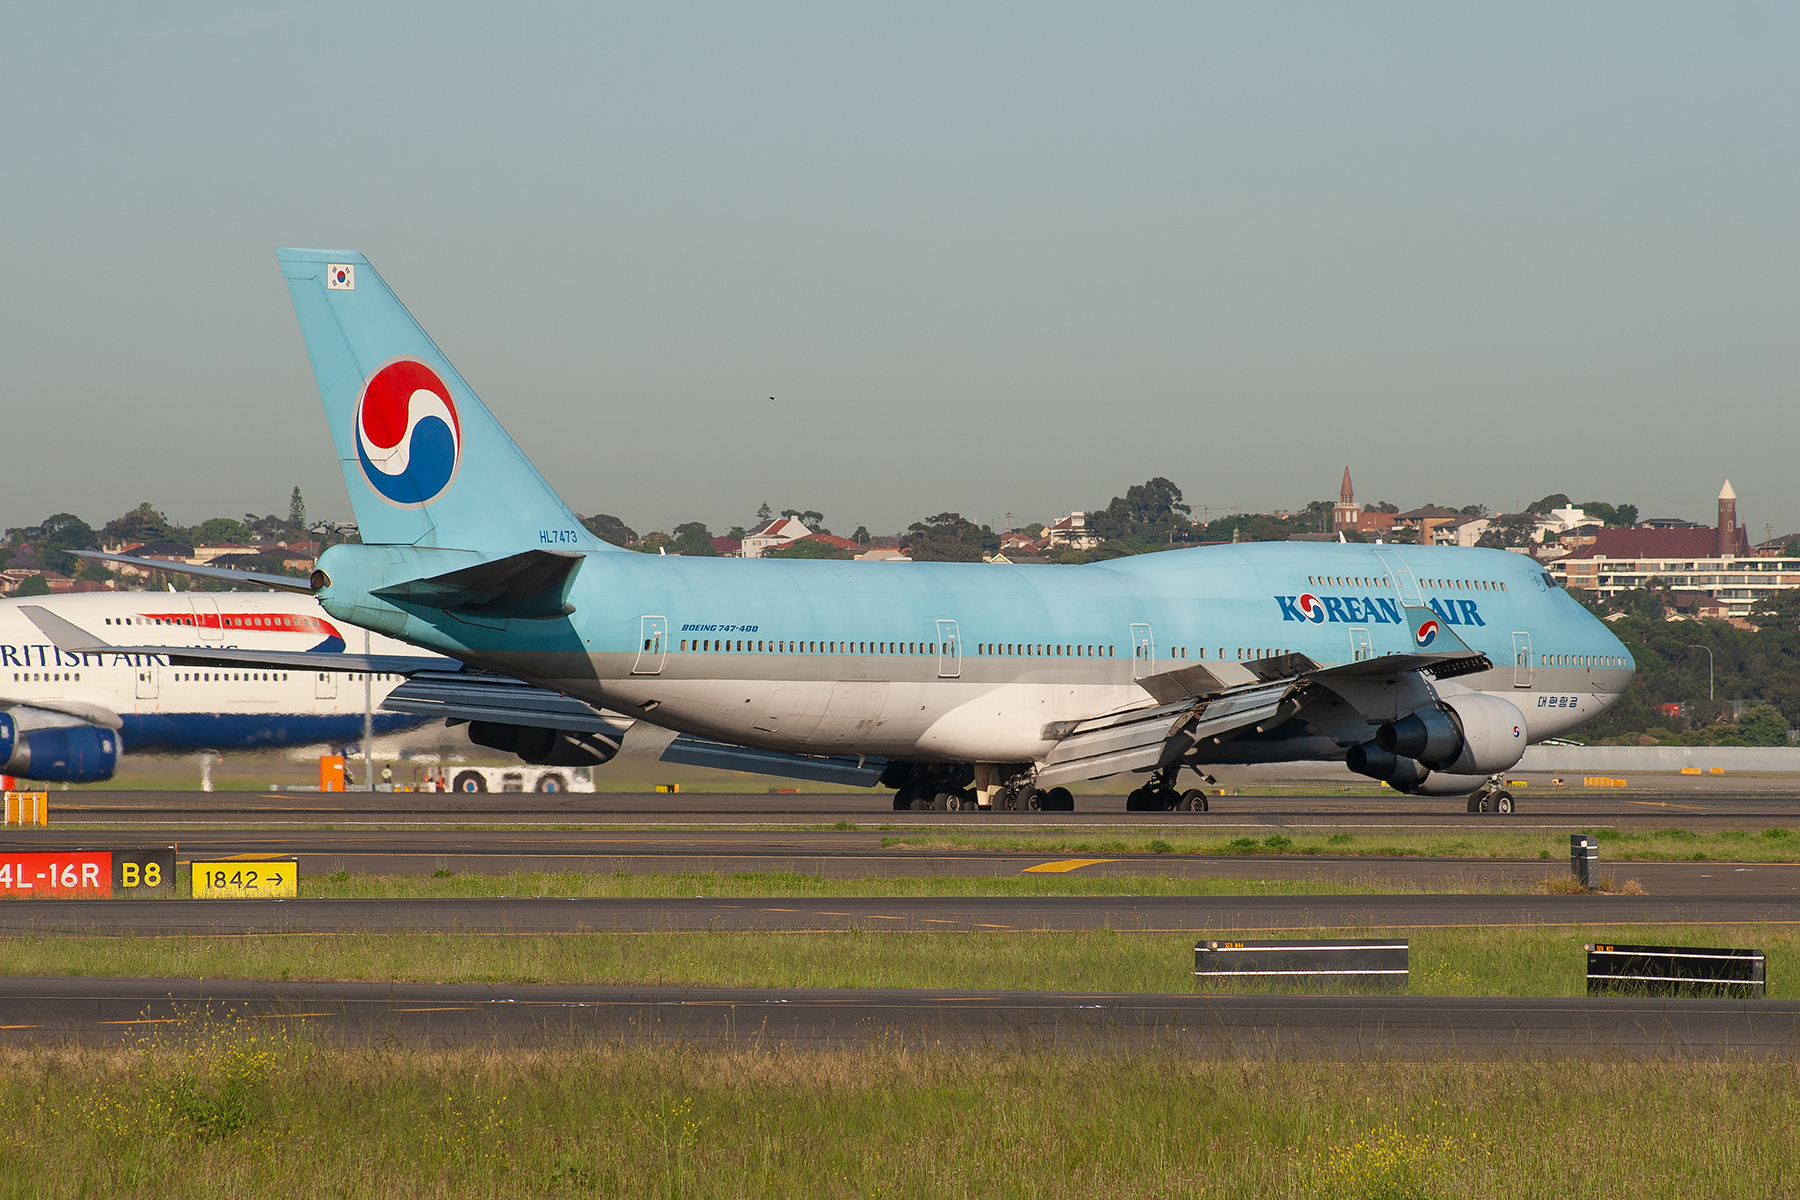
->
xmin=1340 ymin=466 xmax=1354 ymax=504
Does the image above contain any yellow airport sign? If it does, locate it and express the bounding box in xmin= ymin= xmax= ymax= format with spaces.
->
xmin=192 ymin=860 xmax=297 ymax=899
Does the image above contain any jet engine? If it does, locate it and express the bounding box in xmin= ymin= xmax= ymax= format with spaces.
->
xmin=466 ymin=720 xmax=623 ymax=767
xmin=0 ymin=712 xmax=121 ymax=784
xmin=1372 ymin=693 xmax=1527 ymax=776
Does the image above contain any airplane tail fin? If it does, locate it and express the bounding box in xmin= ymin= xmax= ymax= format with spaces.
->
xmin=276 ymin=248 xmax=614 ymax=554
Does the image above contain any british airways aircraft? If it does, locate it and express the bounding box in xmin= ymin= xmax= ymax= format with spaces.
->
xmin=0 ymin=591 xmax=428 ymax=783
xmin=87 ymin=249 xmax=1635 ymax=814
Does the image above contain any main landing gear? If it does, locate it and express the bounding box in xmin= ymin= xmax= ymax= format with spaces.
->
xmin=1125 ymin=766 xmax=1213 ymax=812
xmin=1466 ymin=776 xmax=1517 ymax=815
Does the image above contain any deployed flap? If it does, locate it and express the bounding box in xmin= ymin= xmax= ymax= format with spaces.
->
xmin=659 ymin=735 xmax=888 ymax=787
xmin=1035 ymin=681 xmax=1295 ymax=789
xmin=382 ymin=670 xmax=633 ymax=735
xmin=372 ymin=549 xmax=582 ymax=621
xmin=1136 ymin=652 xmax=1318 ymax=705
xmin=19 ymin=605 xmax=463 ymax=675
xmin=73 ymin=550 xmax=315 ymax=594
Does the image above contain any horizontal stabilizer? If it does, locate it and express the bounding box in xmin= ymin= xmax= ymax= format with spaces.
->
xmin=372 ymin=549 xmax=583 ymax=621
xmin=382 ymin=671 xmax=633 ymax=735
xmin=19 ymin=605 xmax=461 ymax=675
xmin=659 ymin=735 xmax=888 ymax=788
xmin=74 ymin=550 xmax=315 ymax=594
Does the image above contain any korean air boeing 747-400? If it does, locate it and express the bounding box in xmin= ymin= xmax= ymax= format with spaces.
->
xmin=86 ymin=249 xmax=1636 ymax=814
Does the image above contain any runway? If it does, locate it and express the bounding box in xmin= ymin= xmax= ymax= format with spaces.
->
xmin=4 ymin=893 xmax=1797 ymax=935
xmin=45 ymin=787 xmax=1800 ymax=830
xmin=3 ymin=976 xmax=1796 ymax=1057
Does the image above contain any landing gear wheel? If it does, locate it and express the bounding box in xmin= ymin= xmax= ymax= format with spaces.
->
xmin=941 ymin=791 xmax=969 ymax=812
xmin=893 ymin=793 xmax=912 ymax=811
xmin=1000 ymin=790 xmax=1019 ymax=812
xmin=1179 ymin=788 xmax=1209 ymax=813
xmin=1471 ymin=793 xmax=1494 ymax=814
xmin=1125 ymin=788 xmax=1150 ymax=812
xmin=534 ymin=773 xmax=566 ymax=793
xmin=452 ymin=770 xmax=487 ymax=794
xmin=1025 ymin=788 xmax=1042 ymax=812
xmin=1493 ymin=791 xmax=1515 ymax=814
xmin=1043 ymin=787 xmax=1074 ymax=812
xmin=913 ymin=793 xmax=939 ymax=812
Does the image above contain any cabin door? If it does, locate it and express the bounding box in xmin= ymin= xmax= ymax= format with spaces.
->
xmin=1130 ymin=623 xmax=1155 ymax=678
xmin=632 ymin=616 xmax=668 ymax=675
xmin=935 ymin=619 xmax=961 ymax=678
xmin=1512 ymin=631 xmax=1533 ymax=688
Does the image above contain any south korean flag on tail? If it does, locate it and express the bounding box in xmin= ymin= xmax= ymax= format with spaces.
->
xmin=326 ymin=263 xmax=356 ymax=290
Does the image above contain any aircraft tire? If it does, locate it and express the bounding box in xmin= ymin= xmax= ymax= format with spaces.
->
xmin=1125 ymin=788 xmax=1149 ymax=812
xmin=941 ymin=791 xmax=963 ymax=812
xmin=1494 ymin=791 xmax=1515 ymax=814
xmin=453 ymin=770 xmax=487 ymax=794
xmin=1024 ymin=787 xmax=1042 ymax=812
xmin=1179 ymin=789 xmax=1209 ymax=813
xmin=893 ymin=794 xmax=911 ymax=811
xmin=1043 ymin=787 xmax=1074 ymax=812
xmin=534 ymin=773 xmax=566 ymax=793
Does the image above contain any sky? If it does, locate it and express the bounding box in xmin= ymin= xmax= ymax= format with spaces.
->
xmin=2 ymin=3 xmax=1795 ymax=541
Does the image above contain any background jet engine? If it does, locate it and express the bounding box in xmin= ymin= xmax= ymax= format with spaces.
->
xmin=466 ymin=720 xmax=624 ymax=767
xmin=0 ymin=711 xmax=120 ymax=784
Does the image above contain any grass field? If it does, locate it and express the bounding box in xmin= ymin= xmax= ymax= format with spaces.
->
xmin=1 ymin=925 xmax=1788 ymax=995
xmin=886 ymin=824 xmax=1800 ymax=862
xmin=1 ymin=1028 xmax=1794 ymax=1199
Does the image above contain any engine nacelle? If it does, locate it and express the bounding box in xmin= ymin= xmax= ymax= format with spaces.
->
xmin=1376 ymin=706 xmax=1461 ymax=763
xmin=1345 ymin=742 xmax=1430 ymax=790
xmin=466 ymin=721 xmax=623 ymax=767
xmin=1428 ymin=692 xmax=1527 ymax=775
xmin=0 ymin=714 xmax=120 ymax=784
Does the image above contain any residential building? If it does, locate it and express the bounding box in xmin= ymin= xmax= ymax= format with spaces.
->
xmin=1043 ymin=512 xmax=1100 ymax=551
xmin=739 ymin=517 xmax=813 ymax=559
xmin=1548 ymin=482 xmax=1771 ymax=618
xmin=1395 ymin=506 xmax=1465 ymax=543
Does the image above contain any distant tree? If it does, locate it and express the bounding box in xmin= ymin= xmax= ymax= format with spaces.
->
xmin=1477 ymin=513 xmax=1539 ymax=549
xmin=1738 ymin=703 xmax=1789 ymax=747
xmin=1525 ymin=493 xmax=1572 ymax=516
xmin=0 ymin=547 xmax=11 ymax=570
xmin=1088 ymin=478 xmax=1194 ymax=546
xmin=580 ymin=514 xmax=636 ymax=547
xmin=902 ymin=513 xmax=995 ymax=562
xmin=1784 ymin=540 xmax=1800 ymax=558
xmin=780 ymin=508 xmax=826 ymax=534
xmin=726 ymin=525 xmax=747 ymax=540
xmin=1023 ymin=522 xmax=1045 ymax=537
xmin=1368 ymin=501 xmax=1399 ymax=514
xmin=288 ymin=487 xmax=306 ymax=533
xmin=668 ymin=522 xmax=718 ymax=556
xmin=193 ymin=517 xmax=253 ymax=545
xmin=1575 ymin=501 xmax=1638 ymax=528
xmin=766 ymin=536 xmax=854 ymax=560
xmin=12 ymin=513 xmax=100 ymax=574
xmin=12 ymin=574 xmax=50 ymax=597
xmin=1458 ymin=504 xmax=1489 ymax=518
xmin=75 ymin=559 xmax=113 ymax=584
xmin=755 ymin=501 xmax=773 ymax=526
xmin=851 ymin=526 xmax=871 ymax=545
xmin=100 ymin=503 xmax=175 ymax=546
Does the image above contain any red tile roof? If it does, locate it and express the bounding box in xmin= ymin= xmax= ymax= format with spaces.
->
xmin=1560 ymin=526 xmax=1748 ymax=560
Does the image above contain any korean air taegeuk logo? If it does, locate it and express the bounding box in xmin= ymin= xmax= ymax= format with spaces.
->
xmin=355 ymin=359 xmax=462 ymax=508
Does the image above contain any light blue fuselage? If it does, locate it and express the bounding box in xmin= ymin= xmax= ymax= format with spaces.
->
xmin=318 ymin=539 xmax=1632 ymax=767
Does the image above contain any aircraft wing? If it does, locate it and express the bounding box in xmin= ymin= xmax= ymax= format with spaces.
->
xmin=1036 ymin=606 xmax=1493 ymax=788
xmin=73 ymin=550 xmax=315 ymax=594
xmin=381 ymin=670 xmax=632 ymax=735
xmin=658 ymin=735 xmax=888 ymax=787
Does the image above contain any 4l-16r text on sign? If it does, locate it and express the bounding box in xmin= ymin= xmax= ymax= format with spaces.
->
xmin=0 ymin=853 xmax=109 ymax=897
